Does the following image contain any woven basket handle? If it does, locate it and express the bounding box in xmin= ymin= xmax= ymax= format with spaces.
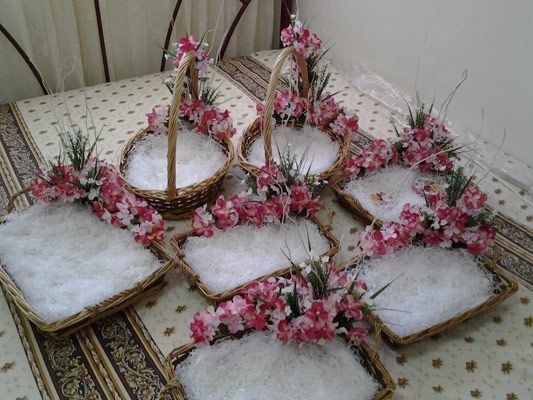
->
xmin=262 ymin=46 xmax=309 ymax=164
xmin=166 ymin=53 xmax=199 ymax=198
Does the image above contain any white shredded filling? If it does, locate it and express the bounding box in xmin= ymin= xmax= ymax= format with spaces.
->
xmin=176 ymin=331 xmax=380 ymax=400
xmin=124 ymin=129 xmax=227 ymax=190
xmin=359 ymin=247 xmax=495 ymax=338
xmin=248 ymin=125 xmax=340 ymax=174
xmin=0 ymin=203 xmax=162 ymax=323
xmin=181 ymin=220 xmax=330 ymax=294
xmin=344 ymin=165 xmax=426 ymax=222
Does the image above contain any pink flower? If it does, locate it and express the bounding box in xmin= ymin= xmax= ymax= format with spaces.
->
xmin=190 ymin=306 xmax=218 ymax=343
xmin=211 ymin=196 xmax=240 ymax=230
xmin=146 ymin=105 xmax=169 ymax=134
xmin=174 ymin=35 xmax=200 ymax=68
xmin=462 ymin=225 xmax=495 ymax=254
xmin=458 ymin=188 xmax=487 ymax=215
xmin=343 ymin=139 xmax=398 ymax=178
xmin=280 ymin=21 xmax=322 ymax=58
xmin=257 ymin=163 xmax=285 ymax=192
xmin=289 ymin=183 xmax=321 ymax=217
xmin=346 ymin=326 xmax=367 ymax=344
xmin=192 ymin=205 xmax=215 ymax=237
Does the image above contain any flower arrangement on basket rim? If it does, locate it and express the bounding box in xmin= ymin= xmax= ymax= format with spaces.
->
xmin=29 ymin=127 xmax=165 ymax=246
xmin=189 ymin=254 xmax=386 ymax=347
xmin=238 ymin=19 xmax=357 ymax=184
xmin=343 ymin=102 xmax=461 ymax=180
xmin=255 ymin=18 xmax=359 ymax=141
xmin=192 ymin=148 xmax=324 ymax=237
xmin=358 ymin=167 xmax=495 ymax=257
xmin=150 ymin=34 xmax=236 ymax=141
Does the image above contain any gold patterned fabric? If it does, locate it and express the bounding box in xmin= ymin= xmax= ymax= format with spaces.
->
xmin=0 ymin=50 xmax=531 ymax=400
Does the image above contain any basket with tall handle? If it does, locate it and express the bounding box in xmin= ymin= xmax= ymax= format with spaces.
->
xmin=238 ymin=46 xmax=350 ymax=182
xmin=119 ymin=53 xmax=235 ymax=220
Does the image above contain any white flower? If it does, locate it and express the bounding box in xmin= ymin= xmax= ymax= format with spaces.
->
xmin=87 ymin=187 xmax=100 ymax=201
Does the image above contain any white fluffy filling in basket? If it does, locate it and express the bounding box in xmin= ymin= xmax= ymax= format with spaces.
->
xmin=176 ymin=331 xmax=380 ymax=400
xmin=0 ymin=203 xmax=162 ymax=323
xmin=359 ymin=247 xmax=495 ymax=337
xmin=181 ymin=220 xmax=330 ymax=294
xmin=247 ymin=125 xmax=340 ymax=175
xmin=343 ymin=165 xmax=426 ymax=222
xmin=124 ymin=129 xmax=227 ymax=190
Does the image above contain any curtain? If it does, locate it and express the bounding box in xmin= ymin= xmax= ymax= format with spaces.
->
xmin=0 ymin=0 xmax=278 ymax=103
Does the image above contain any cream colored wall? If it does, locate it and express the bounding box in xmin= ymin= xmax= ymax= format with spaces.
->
xmin=298 ymin=0 xmax=533 ymax=165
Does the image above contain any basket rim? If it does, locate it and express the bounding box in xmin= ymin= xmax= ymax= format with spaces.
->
xmin=169 ymin=215 xmax=340 ymax=302
xmin=349 ymin=251 xmax=518 ymax=346
xmin=331 ymin=177 xmax=380 ymax=226
xmin=163 ymin=331 xmax=395 ymax=400
xmin=237 ymin=117 xmax=349 ymax=182
xmin=119 ymin=126 xmax=235 ymax=201
xmin=0 ymin=209 xmax=176 ymax=335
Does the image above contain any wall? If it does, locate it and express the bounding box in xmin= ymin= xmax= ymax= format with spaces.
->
xmin=297 ymin=0 xmax=533 ymax=165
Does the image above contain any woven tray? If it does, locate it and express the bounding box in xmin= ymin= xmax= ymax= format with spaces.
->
xmin=161 ymin=331 xmax=395 ymax=400
xmin=332 ymin=175 xmax=381 ymax=226
xmin=0 ymin=191 xmax=177 ymax=338
xmin=171 ymin=215 xmax=340 ymax=302
xmin=352 ymin=252 xmax=518 ymax=346
xmin=119 ymin=53 xmax=234 ymax=220
xmin=237 ymin=46 xmax=349 ymax=182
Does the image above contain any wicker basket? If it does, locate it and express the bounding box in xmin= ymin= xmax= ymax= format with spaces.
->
xmin=0 ymin=190 xmax=177 ymax=338
xmin=353 ymin=252 xmax=518 ymax=346
xmin=238 ymin=46 xmax=349 ymax=182
xmin=161 ymin=330 xmax=395 ymax=400
xmin=119 ymin=53 xmax=234 ymax=220
xmin=171 ymin=213 xmax=340 ymax=302
xmin=332 ymin=175 xmax=381 ymax=226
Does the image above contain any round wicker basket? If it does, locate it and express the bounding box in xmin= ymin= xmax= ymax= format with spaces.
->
xmin=237 ymin=46 xmax=349 ymax=182
xmin=119 ymin=53 xmax=234 ymax=220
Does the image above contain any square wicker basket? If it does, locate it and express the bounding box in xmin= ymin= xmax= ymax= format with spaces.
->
xmin=171 ymin=217 xmax=340 ymax=302
xmin=352 ymin=253 xmax=518 ymax=346
xmin=0 ymin=238 xmax=176 ymax=338
xmin=162 ymin=331 xmax=395 ymax=400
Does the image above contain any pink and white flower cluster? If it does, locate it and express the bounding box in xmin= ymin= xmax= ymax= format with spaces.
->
xmin=171 ymin=35 xmax=212 ymax=77
xmin=359 ymin=185 xmax=495 ymax=256
xmin=344 ymin=111 xmax=456 ymax=178
xmin=146 ymin=98 xmax=236 ymax=141
xmin=256 ymin=90 xmax=359 ymax=138
xmin=280 ymin=19 xmax=322 ymax=58
xmin=191 ymin=163 xmax=322 ymax=237
xmin=190 ymin=257 xmax=370 ymax=346
xmin=344 ymin=139 xmax=399 ymax=177
xmin=30 ymin=158 xmax=164 ymax=246
xmin=398 ymin=114 xmax=455 ymax=173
